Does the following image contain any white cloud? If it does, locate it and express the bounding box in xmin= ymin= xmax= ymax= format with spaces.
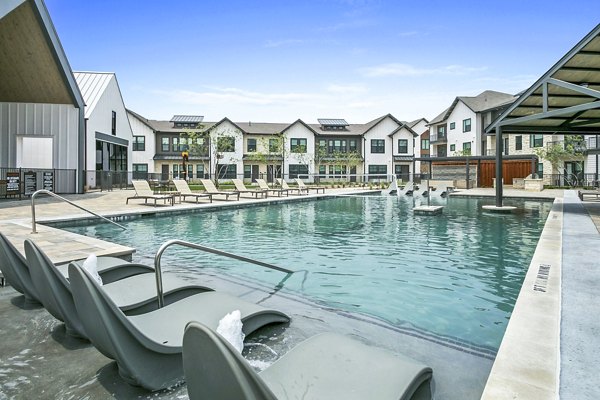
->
xmin=360 ymin=63 xmax=488 ymax=77
xmin=326 ymin=84 xmax=367 ymax=94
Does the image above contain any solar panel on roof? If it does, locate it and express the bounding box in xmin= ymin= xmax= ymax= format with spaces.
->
xmin=318 ymin=118 xmax=348 ymax=126
xmin=170 ymin=115 xmax=204 ymax=123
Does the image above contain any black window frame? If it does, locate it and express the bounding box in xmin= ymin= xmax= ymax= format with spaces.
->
xmin=462 ymin=142 xmax=471 ymax=154
xmin=397 ymin=139 xmax=408 ymax=154
xmin=450 ymin=122 xmax=455 ymax=130
xmin=450 ymin=144 xmax=456 ymax=152
xmin=421 ymin=139 xmax=430 ymax=150
xmin=247 ymin=138 xmax=257 ymax=152
xmin=290 ymin=138 xmax=307 ymax=153
xmin=217 ymin=136 xmax=236 ymax=153
xmin=288 ymin=164 xmax=309 ymax=179
xmin=161 ymin=137 xmax=170 ymax=152
xmin=132 ymin=136 xmax=145 ymax=151
xmin=368 ymin=164 xmax=387 ymax=180
xmin=111 ymin=111 xmax=117 ymax=135
xmin=530 ymin=134 xmax=543 ymax=148
xmin=462 ymin=118 xmax=471 ymax=133
xmin=269 ymin=138 xmax=279 ymax=153
xmin=515 ymin=135 xmax=522 ymax=151
xmin=370 ymin=139 xmax=385 ymax=154
xmin=217 ymin=164 xmax=237 ymax=179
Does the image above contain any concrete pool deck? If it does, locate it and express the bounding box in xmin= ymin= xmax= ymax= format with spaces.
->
xmin=0 ymin=186 xmax=598 ymax=398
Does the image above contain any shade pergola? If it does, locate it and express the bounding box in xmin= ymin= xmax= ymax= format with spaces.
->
xmin=486 ymin=23 xmax=600 ymax=206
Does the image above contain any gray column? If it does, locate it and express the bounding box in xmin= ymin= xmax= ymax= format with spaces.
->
xmin=495 ymin=127 xmax=503 ymax=207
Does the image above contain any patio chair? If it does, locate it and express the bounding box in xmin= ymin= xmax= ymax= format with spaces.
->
xmin=199 ymin=179 xmax=240 ymax=201
xmin=183 ymin=321 xmax=433 ymax=400
xmin=255 ymin=179 xmax=289 ymax=197
xmin=23 ymin=239 xmax=213 ymax=338
xmin=232 ymin=179 xmax=268 ymax=198
xmin=0 ymin=232 xmax=152 ymax=303
xmin=295 ymin=178 xmax=326 ymax=194
xmin=276 ymin=178 xmax=308 ymax=195
xmin=172 ymin=179 xmax=213 ymax=203
xmin=68 ymin=262 xmax=290 ymax=391
xmin=127 ymin=180 xmax=176 ymax=206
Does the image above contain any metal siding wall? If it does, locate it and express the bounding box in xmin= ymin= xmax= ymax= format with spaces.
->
xmin=0 ymin=102 xmax=79 ymax=169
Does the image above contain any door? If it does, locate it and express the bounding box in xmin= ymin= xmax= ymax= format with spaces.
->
xmin=437 ymin=145 xmax=447 ymax=157
xmin=161 ymin=164 xmax=169 ymax=181
xmin=251 ymin=165 xmax=259 ymax=181
xmin=564 ymin=161 xmax=584 ymax=186
xmin=350 ymin=166 xmax=357 ymax=182
xmin=395 ymin=165 xmax=410 ymax=182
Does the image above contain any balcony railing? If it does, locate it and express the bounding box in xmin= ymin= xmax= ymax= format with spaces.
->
xmin=430 ymin=133 xmax=447 ymax=143
xmin=546 ymin=140 xmax=586 ymax=152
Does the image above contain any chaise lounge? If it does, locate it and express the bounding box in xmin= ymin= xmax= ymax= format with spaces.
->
xmin=199 ymin=179 xmax=240 ymax=201
xmin=232 ymin=178 xmax=268 ymax=198
xmin=256 ymin=179 xmax=289 ymax=197
xmin=295 ymin=178 xmax=326 ymax=194
xmin=172 ymin=179 xmax=213 ymax=203
xmin=24 ymin=239 xmax=214 ymax=338
xmin=68 ymin=262 xmax=290 ymax=390
xmin=126 ymin=180 xmax=176 ymax=206
xmin=276 ymin=178 xmax=308 ymax=195
xmin=183 ymin=321 xmax=433 ymax=400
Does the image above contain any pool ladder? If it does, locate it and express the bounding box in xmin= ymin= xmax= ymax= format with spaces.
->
xmin=30 ymin=189 xmax=126 ymax=233
xmin=154 ymin=239 xmax=294 ymax=308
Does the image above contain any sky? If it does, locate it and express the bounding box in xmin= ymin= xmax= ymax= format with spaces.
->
xmin=45 ymin=0 xmax=599 ymax=124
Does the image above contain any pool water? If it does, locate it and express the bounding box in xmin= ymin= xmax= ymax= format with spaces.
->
xmin=66 ymin=195 xmax=552 ymax=350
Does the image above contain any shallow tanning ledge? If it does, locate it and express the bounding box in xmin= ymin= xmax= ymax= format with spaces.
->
xmin=482 ymin=205 xmax=517 ymax=213
xmin=413 ymin=206 xmax=444 ymax=215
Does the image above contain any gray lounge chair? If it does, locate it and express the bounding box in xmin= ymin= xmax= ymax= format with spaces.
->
xmin=0 ymin=232 xmax=152 ymax=303
xmin=24 ymin=239 xmax=213 ymax=338
xmin=295 ymin=178 xmax=326 ymax=194
xmin=183 ymin=321 xmax=433 ymax=400
xmin=68 ymin=263 xmax=290 ymax=390
xmin=232 ymin=178 xmax=268 ymax=198
xmin=256 ymin=179 xmax=288 ymax=197
xmin=127 ymin=180 xmax=176 ymax=206
xmin=199 ymin=179 xmax=240 ymax=201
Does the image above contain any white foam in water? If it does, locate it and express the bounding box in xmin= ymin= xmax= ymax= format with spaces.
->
xmin=216 ymin=310 xmax=245 ymax=353
xmin=248 ymin=359 xmax=272 ymax=371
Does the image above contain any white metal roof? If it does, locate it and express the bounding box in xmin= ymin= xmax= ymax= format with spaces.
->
xmin=74 ymin=71 xmax=114 ymax=119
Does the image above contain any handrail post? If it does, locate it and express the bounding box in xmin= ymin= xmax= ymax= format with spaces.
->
xmin=153 ymin=239 xmax=294 ymax=309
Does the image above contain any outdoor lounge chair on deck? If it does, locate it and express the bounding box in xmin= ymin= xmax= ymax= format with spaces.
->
xmin=68 ymin=262 xmax=290 ymax=391
xmin=24 ymin=239 xmax=213 ymax=338
xmin=127 ymin=180 xmax=176 ymax=206
xmin=183 ymin=321 xmax=433 ymax=400
xmin=276 ymin=178 xmax=308 ymax=195
xmin=199 ymin=179 xmax=240 ymax=201
xmin=256 ymin=179 xmax=289 ymax=197
xmin=172 ymin=179 xmax=213 ymax=203
xmin=232 ymin=179 xmax=268 ymax=198
xmin=295 ymin=178 xmax=326 ymax=193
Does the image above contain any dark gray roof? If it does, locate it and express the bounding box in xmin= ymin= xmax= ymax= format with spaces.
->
xmin=428 ymin=108 xmax=450 ymax=125
xmin=170 ymin=115 xmax=204 ymax=123
xmin=428 ymin=91 xmax=516 ymax=126
xmin=147 ymin=119 xmax=215 ymax=133
xmin=317 ymin=118 xmax=349 ymax=127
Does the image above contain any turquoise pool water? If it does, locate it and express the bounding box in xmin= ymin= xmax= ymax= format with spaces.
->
xmin=66 ymin=195 xmax=552 ymax=350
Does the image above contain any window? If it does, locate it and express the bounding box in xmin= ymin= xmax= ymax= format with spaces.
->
xmin=318 ymin=165 xmax=326 ymax=176
xmin=289 ymin=164 xmax=309 ymax=178
xmin=368 ymin=164 xmax=387 ymax=180
xmin=397 ymin=139 xmax=408 ymax=154
xmin=450 ymin=122 xmax=456 ymax=130
xmin=318 ymin=139 xmax=327 ymax=151
xmin=244 ymin=165 xmax=252 ymax=179
xmin=515 ymin=135 xmax=522 ymax=151
xmin=132 ymin=164 xmax=148 ymax=179
xmin=132 ymin=136 xmax=145 ymax=151
xmin=536 ymin=162 xmax=544 ymax=178
xmin=370 ymin=139 xmax=385 ymax=154
xmin=172 ymin=164 xmax=179 ymax=179
xmin=328 ymin=165 xmax=347 ymax=175
xmin=462 ymin=142 xmax=471 ymax=155
xmin=530 ymin=134 xmax=543 ymax=148
xmin=217 ymin=136 xmax=236 ymax=152
xmin=421 ymin=139 xmax=430 ymax=150
xmin=247 ymin=138 xmax=257 ymax=152
xmin=187 ymin=164 xmax=193 ymax=179
xmin=462 ymin=118 xmax=471 ymax=132
xmin=349 ymin=139 xmax=357 ymax=152
xmin=437 ymin=125 xmax=446 ymax=135
xmin=450 ymin=144 xmax=456 ymax=152
xmin=179 ymin=137 xmax=188 ymax=151
xmin=161 ymin=137 xmax=169 ymax=152
xmin=290 ymin=138 xmax=307 ymax=153
xmin=111 ymin=111 xmax=116 ymax=135
xmin=217 ymin=164 xmax=237 ymax=179
xmin=328 ymin=139 xmax=346 ymax=153
xmin=196 ymin=164 xmax=204 ymax=179
xmin=503 ymin=138 xmax=509 ymax=156
xmin=172 ymin=137 xmax=180 ymax=152
xmin=194 ymin=137 xmax=207 ymax=154
xmin=269 ymin=139 xmax=279 ymax=153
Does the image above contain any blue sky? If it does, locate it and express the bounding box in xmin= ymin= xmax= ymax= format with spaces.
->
xmin=46 ymin=0 xmax=599 ymax=123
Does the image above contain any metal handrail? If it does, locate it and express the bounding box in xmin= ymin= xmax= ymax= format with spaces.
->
xmin=31 ymin=189 xmax=126 ymax=233
xmin=154 ymin=239 xmax=294 ymax=308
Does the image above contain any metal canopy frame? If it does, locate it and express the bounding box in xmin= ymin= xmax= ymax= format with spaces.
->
xmin=485 ymin=23 xmax=600 ymax=206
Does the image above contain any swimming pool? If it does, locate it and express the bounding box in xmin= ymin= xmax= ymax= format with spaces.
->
xmin=65 ymin=195 xmax=552 ymax=351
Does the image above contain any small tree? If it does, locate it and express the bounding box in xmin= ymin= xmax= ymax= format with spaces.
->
xmin=534 ymin=137 xmax=584 ymax=181
xmin=453 ymin=148 xmax=472 ymax=157
xmin=244 ymin=132 xmax=286 ymax=183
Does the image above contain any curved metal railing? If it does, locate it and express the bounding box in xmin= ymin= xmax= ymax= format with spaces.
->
xmin=154 ymin=239 xmax=294 ymax=308
xmin=31 ymin=189 xmax=126 ymax=233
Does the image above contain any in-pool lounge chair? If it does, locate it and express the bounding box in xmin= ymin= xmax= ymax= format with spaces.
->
xmin=24 ymin=239 xmax=213 ymax=338
xmin=295 ymin=178 xmax=326 ymax=194
xmin=199 ymin=179 xmax=240 ymax=201
xmin=256 ymin=179 xmax=288 ymax=197
xmin=0 ymin=232 xmax=152 ymax=304
xmin=127 ymin=180 xmax=176 ymax=206
xmin=68 ymin=263 xmax=290 ymax=390
xmin=183 ymin=321 xmax=433 ymax=400
xmin=276 ymin=178 xmax=308 ymax=195
xmin=172 ymin=179 xmax=213 ymax=203
xmin=232 ymin=179 xmax=268 ymax=198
